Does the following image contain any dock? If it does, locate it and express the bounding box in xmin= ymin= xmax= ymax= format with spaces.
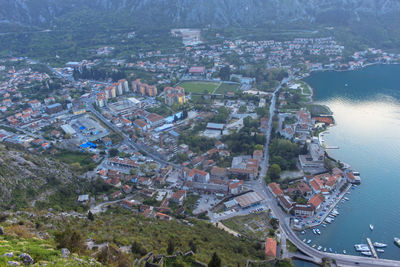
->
xmin=366 ymin=238 xmax=379 ymax=259
xmin=325 ymin=146 xmax=339 ymax=149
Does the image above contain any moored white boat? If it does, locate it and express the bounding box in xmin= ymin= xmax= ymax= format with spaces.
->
xmin=394 ymin=237 xmax=400 ymax=247
xmin=377 ymin=249 xmax=385 ymax=253
xmin=369 ymin=224 xmax=374 ymax=230
xmin=361 ymin=251 xmax=372 ymax=256
xmin=354 ymin=244 xmax=370 ymax=252
xmin=373 ymin=242 xmax=387 ymax=248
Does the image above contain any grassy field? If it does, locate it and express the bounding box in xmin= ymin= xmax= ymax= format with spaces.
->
xmin=214 ymin=83 xmax=240 ymax=94
xmin=53 ymin=150 xmax=97 ymax=174
xmin=179 ymin=81 xmax=220 ymax=94
xmin=222 ymin=212 xmax=270 ymax=241
xmin=0 ymin=230 xmax=100 ymax=266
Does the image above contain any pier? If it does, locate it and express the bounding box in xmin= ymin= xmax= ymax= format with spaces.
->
xmin=325 ymin=146 xmax=339 ymax=149
xmin=367 ymin=238 xmax=379 ymax=259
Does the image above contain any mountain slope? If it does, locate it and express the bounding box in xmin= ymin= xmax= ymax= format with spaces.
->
xmin=0 ymin=144 xmax=85 ymax=210
xmin=1 ymin=0 xmax=400 ymax=28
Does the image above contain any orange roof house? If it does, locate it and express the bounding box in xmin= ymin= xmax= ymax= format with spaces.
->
xmin=308 ymin=194 xmax=324 ymax=210
xmin=268 ymin=182 xmax=283 ymax=197
xmin=265 ymin=237 xmax=277 ymax=258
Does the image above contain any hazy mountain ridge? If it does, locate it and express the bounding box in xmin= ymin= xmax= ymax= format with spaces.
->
xmin=1 ymin=0 xmax=400 ymax=28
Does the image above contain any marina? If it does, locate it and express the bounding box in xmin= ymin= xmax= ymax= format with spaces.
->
xmin=302 ymin=64 xmax=400 ymax=260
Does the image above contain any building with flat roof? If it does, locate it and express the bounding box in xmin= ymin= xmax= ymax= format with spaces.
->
xmin=235 ymin=191 xmax=263 ymax=208
xmin=206 ymin=123 xmax=225 ymax=131
xmin=189 ymin=66 xmax=206 ymax=75
xmin=61 ymin=124 xmax=76 ymax=135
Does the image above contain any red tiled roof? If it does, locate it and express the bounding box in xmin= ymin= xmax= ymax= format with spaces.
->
xmin=310 ymin=180 xmax=321 ymax=192
xmin=265 ymin=238 xmax=277 ymax=257
xmin=268 ymin=183 xmax=283 ymax=196
xmin=308 ymin=194 xmax=324 ymax=209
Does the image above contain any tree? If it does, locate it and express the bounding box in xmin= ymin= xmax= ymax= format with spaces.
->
xmin=270 ymin=218 xmax=280 ymax=230
xmin=87 ymin=211 xmax=94 ymax=221
xmin=167 ymin=238 xmax=175 ymax=255
xmin=182 ymin=109 xmax=188 ymax=119
xmin=300 ymin=143 xmax=308 ymax=155
xmin=324 ymin=157 xmax=334 ymax=172
xmin=109 ymin=148 xmax=119 ymax=157
xmin=238 ymin=105 xmax=247 ymax=113
xmin=268 ymin=164 xmax=281 ymax=181
xmin=131 ymin=240 xmax=147 ymax=256
xmin=219 ymin=66 xmax=231 ymax=81
xmin=188 ymin=239 xmax=197 ymax=253
xmin=208 ymin=252 xmax=221 ymax=267
xmin=54 ymin=228 xmax=85 ymax=253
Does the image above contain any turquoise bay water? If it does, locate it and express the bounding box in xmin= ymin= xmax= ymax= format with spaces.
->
xmin=301 ymin=64 xmax=400 ymax=260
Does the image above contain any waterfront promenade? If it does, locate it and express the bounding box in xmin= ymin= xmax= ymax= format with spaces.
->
xmin=306 ymin=183 xmax=352 ymax=228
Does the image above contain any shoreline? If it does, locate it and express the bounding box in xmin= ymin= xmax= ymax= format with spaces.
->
xmin=302 ymin=61 xmax=400 ymax=77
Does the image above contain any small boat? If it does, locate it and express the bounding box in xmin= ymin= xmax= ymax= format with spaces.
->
xmin=321 ymin=224 xmax=326 ymax=228
xmin=301 ymin=230 xmax=306 ymax=235
xmin=344 ymin=197 xmax=349 ymax=201
xmin=373 ymin=242 xmax=387 ymax=248
xmin=317 ymin=246 xmax=322 ymax=251
xmin=329 ymin=248 xmax=333 ymax=252
xmin=312 ymin=244 xmax=316 ymax=248
xmin=354 ymin=244 xmax=370 ymax=252
xmin=343 ymin=250 xmax=347 ymax=254
xmin=312 ymin=229 xmax=317 ymax=234
xmin=394 ymin=237 xmax=400 ymax=247
xmin=370 ymin=224 xmax=374 ymax=231
xmin=307 ymin=240 xmax=312 ymax=244
xmin=377 ymin=249 xmax=385 ymax=253
xmin=361 ymin=251 xmax=372 ymax=256
xmin=303 ymin=239 xmax=306 ymax=242
xmin=316 ymin=229 xmax=321 ymax=235
xmin=323 ymin=248 xmax=327 ymax=252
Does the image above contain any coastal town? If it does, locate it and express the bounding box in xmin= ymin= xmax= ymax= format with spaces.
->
xmin=1 ymin=29 xmax=400 ymax=266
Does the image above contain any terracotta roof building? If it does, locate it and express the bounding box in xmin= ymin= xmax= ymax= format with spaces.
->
xmin=265 ymin=238 xmax=277 ymax=258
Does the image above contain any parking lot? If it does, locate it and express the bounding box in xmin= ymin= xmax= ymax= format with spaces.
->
xmin=193 ymin=195 xmax=219 ymax=215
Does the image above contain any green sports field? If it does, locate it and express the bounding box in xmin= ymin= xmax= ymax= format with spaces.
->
xmin=214 ymin=83 xmax=240 ymax=94
xmin=179 ymin=81 xmax=220 ymax=94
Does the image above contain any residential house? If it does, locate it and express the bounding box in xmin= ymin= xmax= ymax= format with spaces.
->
xmin=170 ymin=190 xmax=187 ymax=205
xmin=268 ymin=182 xmax=283 ymax=197
xmin=307 ymin=194 xmax=324 ymax=210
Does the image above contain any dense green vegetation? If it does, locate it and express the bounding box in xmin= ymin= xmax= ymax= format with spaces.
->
xmin=222 ymin=117 xmax=266 ymax=155
xmin=269 ymin=138 xmax=299 ymax=172
xmin=53 ymin=150 xmax=97 ymax=174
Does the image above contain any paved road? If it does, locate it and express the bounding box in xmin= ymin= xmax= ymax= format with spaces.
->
xmin=84 ymin=98 xmax=180 ymax=168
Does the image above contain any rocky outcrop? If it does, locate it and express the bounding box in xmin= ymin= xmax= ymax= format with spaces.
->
xmin=19 ymin=253 xmax=34 ymax=265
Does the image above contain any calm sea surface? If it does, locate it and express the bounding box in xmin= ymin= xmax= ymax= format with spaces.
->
xmin=299 ymin=64 xmax=400 ymax=260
